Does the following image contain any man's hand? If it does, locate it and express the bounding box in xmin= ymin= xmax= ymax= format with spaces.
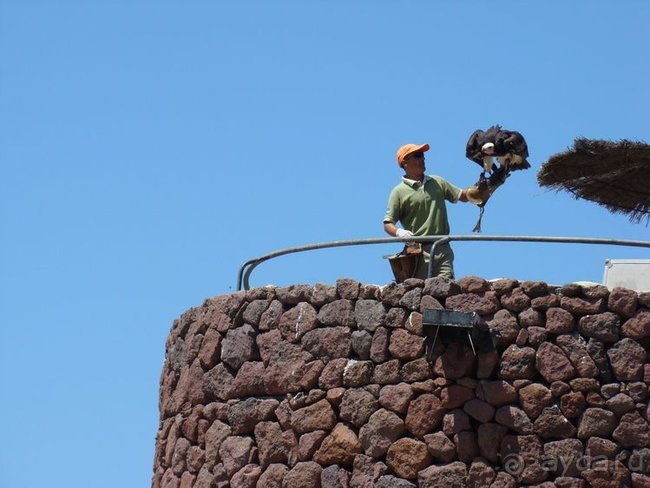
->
xmin=396 ymin=229 xmax=414 ymax=238
xmin=465 ymin=185 xmax=491 ymax=206
xmin=384 ymin=222 xmax=414 ymax=238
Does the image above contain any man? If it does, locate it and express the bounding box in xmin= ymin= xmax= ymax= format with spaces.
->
xmin=383 ymin=143 xmax=471 ymax=280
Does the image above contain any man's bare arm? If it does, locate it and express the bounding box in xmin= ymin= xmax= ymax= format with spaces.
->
xmin=384 ymin=221 xmax=398 ymax=236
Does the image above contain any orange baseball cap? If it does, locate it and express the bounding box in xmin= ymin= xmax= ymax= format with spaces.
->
xmin=396 ymin=143 xmax=430 ymax=166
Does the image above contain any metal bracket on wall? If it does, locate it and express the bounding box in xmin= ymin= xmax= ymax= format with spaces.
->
xmin=422 ymin=308 xmax=482 ymax=360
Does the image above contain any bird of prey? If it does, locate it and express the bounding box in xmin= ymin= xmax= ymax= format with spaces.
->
xmin=466 ymin=125 xmax=531 ymax=177
xmin=464 ymin=125 xmax=531 ymax=232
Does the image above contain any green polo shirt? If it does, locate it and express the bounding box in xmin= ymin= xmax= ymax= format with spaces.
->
xmin=384 ymin=175 xmax=461 ymax=236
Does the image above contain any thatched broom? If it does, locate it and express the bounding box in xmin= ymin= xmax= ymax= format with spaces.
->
xmin=537 ymin=138 xmax=650 ymax=224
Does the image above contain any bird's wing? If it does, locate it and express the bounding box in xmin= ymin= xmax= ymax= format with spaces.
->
xmin=465 ymin=129 xmax=488 ymax=165
xmin=499 ymin=130 xmax=530 ymax=170
xmin=502 ymin=130 xmax=529 ymax=158
xmin=484 ymin=125 xmax=502 ymax=141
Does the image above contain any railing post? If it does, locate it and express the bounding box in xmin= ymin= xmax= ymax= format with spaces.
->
xmin=427 ymin=236 xmax=451 ymax=279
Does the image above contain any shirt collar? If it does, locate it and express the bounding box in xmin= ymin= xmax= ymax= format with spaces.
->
xmin=402 ymin=175 xmax=431 ymax=188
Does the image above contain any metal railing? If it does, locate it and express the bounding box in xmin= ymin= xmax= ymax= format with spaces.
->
xmin=236 ymin=235 xmax=650 ymax=291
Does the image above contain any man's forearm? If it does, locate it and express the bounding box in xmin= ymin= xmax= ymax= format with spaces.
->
xmin=384 ymin=222 xmax=398 ymax=236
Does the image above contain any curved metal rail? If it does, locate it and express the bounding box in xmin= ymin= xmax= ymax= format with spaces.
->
xmin=236 ymin=235 xmax=650 ymax=290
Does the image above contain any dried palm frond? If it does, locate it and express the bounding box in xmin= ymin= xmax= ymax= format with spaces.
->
xmin=537 ymin=138 xmax=650 ymax=224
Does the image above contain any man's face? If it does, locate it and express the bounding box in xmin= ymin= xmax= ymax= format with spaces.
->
xmin=402 ymin=151 xmax=426 ymax=180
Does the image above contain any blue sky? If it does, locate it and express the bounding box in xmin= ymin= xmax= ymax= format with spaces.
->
xmin=1 ymin=1 xmax=648 ymax=487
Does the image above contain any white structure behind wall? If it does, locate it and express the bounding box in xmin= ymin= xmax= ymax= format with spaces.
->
xmin=603 ymin=259 xmax=650 ymax=291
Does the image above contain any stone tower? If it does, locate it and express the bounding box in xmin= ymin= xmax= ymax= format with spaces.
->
xmin=152 ymin=277 xmax=650 ymax=487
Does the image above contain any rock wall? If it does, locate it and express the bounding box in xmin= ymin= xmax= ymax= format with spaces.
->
xmin=152 ymin=277 xmax=650 ymax=488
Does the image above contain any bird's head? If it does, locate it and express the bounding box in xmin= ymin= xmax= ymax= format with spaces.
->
xmin=481 ymin=142 xmax=495 ymax=155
